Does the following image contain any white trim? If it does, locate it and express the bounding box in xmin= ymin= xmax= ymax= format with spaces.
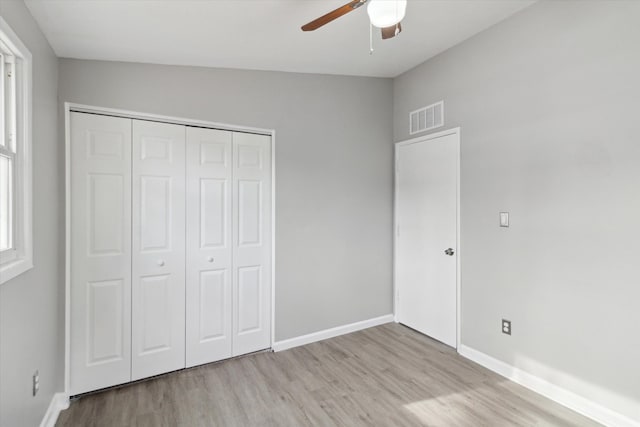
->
xmin=393 ymin=127 xmax=461 ymax=349
xmin=66 ymin=103 xmax=273 ymax=136
xmin=458 ymin=345 xmax=640 ymax=427
xmin=0 ymin=255 xmax=32 ymax=283
xmin=64 ymin=106 xmax=71 ymax=394
xmin=272 ymin=314 xmax=394 ymax=352
xmin=395 ymin=126 xmax=460 ymax=148
xmin=456 ymin=129 xmax=461 ymax=350
xmin=64 ymin=102 xmax=277 ymax=395
xmin=0 ymin=16 xmax=33 ymax=285
xmin=393 ymin=147 xmax=398 ymax=323
xmin=270 ymin=130 xmax=277 ymax=348
xmin=39 ymin=393 xmax=70 ymax=427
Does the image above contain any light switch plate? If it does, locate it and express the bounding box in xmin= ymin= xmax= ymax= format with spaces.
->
xmin=500 ymin=212 xmax=509 ymax=227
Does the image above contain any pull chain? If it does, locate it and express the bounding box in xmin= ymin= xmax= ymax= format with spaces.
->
xmin=369 ymin=22 xmax=374 ymax=55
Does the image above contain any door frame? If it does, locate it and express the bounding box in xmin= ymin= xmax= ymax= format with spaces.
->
xmin=393 ymin=127 xmax=461 ymax=349
xmin=64 ymin=102 xmax=277 ymax=396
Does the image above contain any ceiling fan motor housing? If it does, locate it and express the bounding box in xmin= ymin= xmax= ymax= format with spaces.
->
xmin=367 ymin=0 xmax=407 ymax=28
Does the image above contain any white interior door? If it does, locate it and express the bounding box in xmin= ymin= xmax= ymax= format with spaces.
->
xmin=131 ymin=120 xmax=186 ymax=380
xmin=70 ymin=112 xmax=132 ymax=394
xmin=185 ymin=127 xmax=233 ymax=367
xmin=232 ymin=132 xmax=271 ymax=356
xmin=396 ymin=132 xmax=458 ymax=348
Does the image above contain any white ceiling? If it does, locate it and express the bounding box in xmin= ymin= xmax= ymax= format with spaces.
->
xmin=25 ymin=0 xmax=534 ymax=78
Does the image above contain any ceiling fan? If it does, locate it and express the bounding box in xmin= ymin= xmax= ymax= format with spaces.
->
xmin=301 ymin=0 xmax=407 ymax=40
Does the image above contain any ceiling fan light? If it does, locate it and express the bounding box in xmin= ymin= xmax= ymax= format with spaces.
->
xmin=367 ymin=0 xmax=407 ymax=28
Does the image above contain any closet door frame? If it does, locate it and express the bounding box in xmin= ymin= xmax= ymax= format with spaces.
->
xmin=64 ymin=102 xmax=276 ymax=397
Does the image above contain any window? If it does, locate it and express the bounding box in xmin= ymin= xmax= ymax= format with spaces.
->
xmin=0 ymin=17 xmax=32 ymax=285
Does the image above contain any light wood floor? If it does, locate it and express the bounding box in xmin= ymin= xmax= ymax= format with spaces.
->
xmin=57 ymin=323 xmax=600 ymax=426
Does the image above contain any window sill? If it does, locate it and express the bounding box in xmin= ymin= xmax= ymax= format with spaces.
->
xmin=0 ymin=257 xmax=33 ymax=285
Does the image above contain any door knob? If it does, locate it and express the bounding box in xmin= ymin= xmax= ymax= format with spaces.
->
xmin=157 ymin=260 xmax=165 ymax=266
xmin=444 ymin=248 xmax=455 ymax=256
xmin=207 ymin=257 xmax=214 ymax=263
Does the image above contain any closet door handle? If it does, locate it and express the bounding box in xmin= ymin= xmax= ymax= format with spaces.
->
xmin=157 ymin=260 xmax=165 ymax=267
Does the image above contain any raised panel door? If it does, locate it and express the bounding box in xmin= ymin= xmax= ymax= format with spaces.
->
xmin=232 ymin=133 xmax=271 ymax=356
xmin=70 ymin=112 xmax=132 ymax=395
xmin=185 ymin=127 xmax=232 ymax=367
xmin=131 ymin=120 xmax=186 ymax=380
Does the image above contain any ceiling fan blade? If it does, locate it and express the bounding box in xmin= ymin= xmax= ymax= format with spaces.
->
xmin=381 ymin=22 xmax=402 ymax=39
xmin=301 ymin=0 xmax=367 ymax=32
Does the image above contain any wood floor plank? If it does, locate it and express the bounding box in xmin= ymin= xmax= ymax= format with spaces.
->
xmin=57 ymin=323 xmax=601 ymax=426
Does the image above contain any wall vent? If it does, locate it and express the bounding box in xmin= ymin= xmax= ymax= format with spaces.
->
xmin=409 ymin=101 xmax=444 ymax=135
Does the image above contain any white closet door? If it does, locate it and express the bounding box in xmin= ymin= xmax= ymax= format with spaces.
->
xmin=131 ymin=120 xmax=186 ymax=380
xmin=232 ymin=132 xmax=271 ymax=356
xmin=70 ymin=112 xmax=132 ymax=395
xmin=185 ymin=127 xmax=233 ymax=367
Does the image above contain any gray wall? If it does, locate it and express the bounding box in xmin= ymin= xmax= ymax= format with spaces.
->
xmin=394 ymin=0 xmax=640 ymax=421
xmin=0 ymin=1 xmax=62 ymax=426
xmin=58 ymin=59 xmax=394 ymax=342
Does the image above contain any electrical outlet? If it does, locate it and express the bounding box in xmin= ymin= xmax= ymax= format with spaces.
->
xmin=502 ymin=319 xmax=511 ymax=335
xmin=32 ymin=370 xmax=39 ymax=396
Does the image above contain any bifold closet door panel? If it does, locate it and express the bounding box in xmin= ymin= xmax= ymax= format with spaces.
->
xmin=185 ymin=127 xmax=233 ymax=367
xmin=131 ymin=120 xmax=186 ymax=380
xmin=70 ymin=112 xmax=132 ymax=395
xmin=232 ymin=132 xmax=272 ymax=356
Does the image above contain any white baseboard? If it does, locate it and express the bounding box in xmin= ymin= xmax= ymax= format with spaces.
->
xmin=272 ymin=314 xmax=394 ymax=352
xmin=40 ymin=392 xmax=69 ymax=427
xmin=458 ymin=345 xmax=639 ymax=427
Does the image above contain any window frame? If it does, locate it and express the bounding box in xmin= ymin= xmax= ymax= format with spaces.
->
xmin=0 ymin=16 xmax=33 ymax=285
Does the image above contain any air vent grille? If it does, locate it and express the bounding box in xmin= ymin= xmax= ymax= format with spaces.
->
xmin=409 ymin=101 xmax=444 ymax=135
